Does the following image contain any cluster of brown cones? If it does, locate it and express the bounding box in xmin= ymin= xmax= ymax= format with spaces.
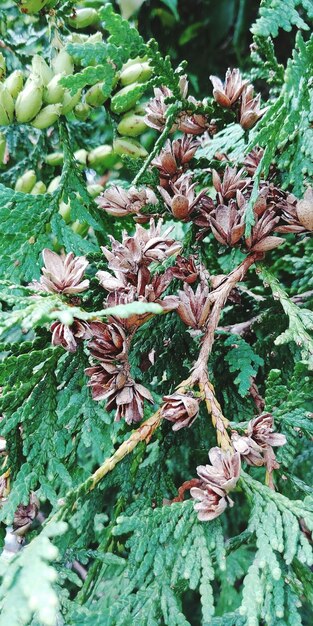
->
xmin=98 ymin=143 xmax=313 ymax=253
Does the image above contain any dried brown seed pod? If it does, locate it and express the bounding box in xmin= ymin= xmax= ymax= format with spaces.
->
xmin=171 ymin=195 xmax=190 ymax=220
xmin=296 ymin=188 xmax=313 ymax=231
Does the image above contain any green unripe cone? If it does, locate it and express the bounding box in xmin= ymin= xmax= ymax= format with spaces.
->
xmin=30 ymin=181 xmax=46 ymax=194
xmin=31 ymin=103 xmax=62 ymax=129
xmin=45 ymin=152 xmax=64 ymax=166
xmin=17 ymin=0 xmax=50 ymax=14
xmin=133 ymin=102 xmax=147 ymax=115
xmin=68 ymin=8 xmax=99 ymax=29
xmin=74 ymin=102 xmax=90 ymax=121
xmin=44 ymin=73 xmax=65 ymax=104
xmin=52 ymin=50 xmax=74 ymax=76
xmin=15 ymin=78 xmax=43 ymax=123
xmin=0 ymin=132 xmax=6 ymax=165
xmin=0 ymin=53 xmax=6 ymax=81
xmin=32 ymin=55 xmax=53 ymax=86
xmin=117 ymin=111 xmax=148 ymax=137
xmin=113 ymin=137 xmax=148 ymax=158
xmin=71 ymin=220 xmax=89 ymax=236
xmin=4 ymin=70 xmax=24 ymax=99
xmin=68 ymin=33 xmax=89 ymax=44
xmin=87 ymin=32 xmax=103 ymax=44
xmin=121 ymin=56 xmax=148 ymax=70
xmin=85 ymin=82 xmax=107 ymax=107
xmin=0 ymin=84 xmax=14 ymax=125
xmin=110 ymin=82 xmax=145 ymax=114
xmin=47 ymin=175 xmax=61 ymax=193
xmin=61 ymin=89 xmax=82 ymax=114
xmin=87 ymin=183 xmax=104 ymax=197
xmin=15 ymin=169 xmax=36 ymax=193
xmin=58 ymin=200 xmax=71 ymax=223
xmin=74 ymin=149 xmax=88 ymax=165
xmin=120 ymin=62 xmax=152 ymax=86
xmin=87 ymin=145 xmax=117 ymax=170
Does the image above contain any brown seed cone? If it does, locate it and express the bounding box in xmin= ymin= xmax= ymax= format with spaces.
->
xmin=161 ymin=392 xmax=200 ymax=430
xmin=105 ymin=379 xmax=154 ymax=425
xmin=171 ymin=195 xmax=190 ymax=220
xmin=88 ymin=321 xmax=128 ymax=362
xmin=212 ymin=165 xmax=250 ymax=202
xmin=13 ymin=493 xmax=39 ymax=537
xmin=172 ymin=255 xmax=198 ymax=284
xmin=296 ymin=188 xmax=313 ymax=231
xmin=210 ymin=68 xmax=249 ymax=108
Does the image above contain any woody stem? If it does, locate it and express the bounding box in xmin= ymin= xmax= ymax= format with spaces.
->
xmin=192 ymin=253 xmax=258 ymax=377
xmin=47 ymin=410 xmax=162 ymax=523
xmin=190 ymin=253 xmax=258 ymax=447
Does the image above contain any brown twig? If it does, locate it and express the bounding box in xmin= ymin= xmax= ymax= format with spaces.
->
xmin=198 ymin=371 xmax=231 ymax=448
xmin=170 ymin=479 xmax=201 ymax=503
xmin=185 ymin=253 xmax=259 ymax=447
xmin=249 ymin=379 xmax=265 ymax=414
xmin=217 ymin=289 xmax=313 ymax=336
xmin=191 ymin=254 xmax=259 ymax=379
xmin=217 ymin=315 xmax=260 ymax=336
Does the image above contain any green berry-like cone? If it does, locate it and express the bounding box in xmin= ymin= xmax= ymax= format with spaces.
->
xmin=31 ymin=103 xmax=62 ymax=129
xmin=87 ymin=183 xmax=104 ymax=198
xmin=52 ymin=50 xmax=74 ymax=76
xmin=0 ymin=132 xmax=6 ymax=165
xmin=58 ymin=200 xmax=71 ymax=223
xmin=87 ymin=145 xmax=118 ymax=170
xmin=44 ymin=73 xmax=65 ymax=105
xmin=74 ymin=149 xmax=88 ymax=165
xmin=85 ymin=82 xmax=107 ymax=107
xmin=113 ymin=137 xmax=148 ymax=158
xmin=117 ymin=111 xmax=148 ymax=137
xmin=47 ymin=175 xmax=61 ymax=193
xmin=15 ymin=170 xmax=37 ymax=193
xmin=4 ymin=70 xmax=24 ymax=99
xmin=0 ymin=84 xmax=14 ymax=125
xmin=121 ymin=56 xmax=148 ymax=71
xmin=61 ymin=89 xmax=82 ymax=114
xmin=17 ymin=0 xmax=50 ymax=14
xmin=45 ymin=152 xmax=64 ymax=167
xmin=15 ymin=79 xmax=43 ymax=123
xmin=74 ymin=102 xmax=90 ymax=121
xmin=32 ymin=55 xmax=53 ymax=86
xmin=71 ymin=220 xmax=89 ymax=236
xmin=0 ymin=52 xmax=6 ymax=81
xmin=68 ymin=8 xmax=99 ymax=30
xmin=120 ymin=62 xmax=152 ymax=86
xmin=110 ymin=82 xmax=146 ymax=114
xmin=30 ymin=181 xmax=47 ymax=195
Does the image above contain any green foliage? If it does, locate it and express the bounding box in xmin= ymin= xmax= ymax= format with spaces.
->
xmin=264 ymin=363 xmax=313 ymax=468
xmin=261 ymin=266 xmax=313 ymax=368
xmin=0 ymin=284 xmax=163 ymax=336
xmin=248 ymin=32 xmax=313 ymax=208
xmin=240 ymin=473 xmax=313 ymax=625
xmin=71 ymin=501 xmax=225 ymax=625
xmin=224 ymin=335 xmax=264 ymax=397
xmin=0 ymin=522 xmax=67 ymax=626
xmin=251 ymin=0 xmax=313 ymax=37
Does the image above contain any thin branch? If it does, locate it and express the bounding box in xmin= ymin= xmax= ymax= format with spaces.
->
xmin=217 ymin=315 xmax=260 ymax=336
xmin=48 ymin=410 xmax=162 ymax=524
xmin=216 ymin=289 xmax=313 ymax=337
xmin=188 ymin=253 xmax=259 ymax=448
